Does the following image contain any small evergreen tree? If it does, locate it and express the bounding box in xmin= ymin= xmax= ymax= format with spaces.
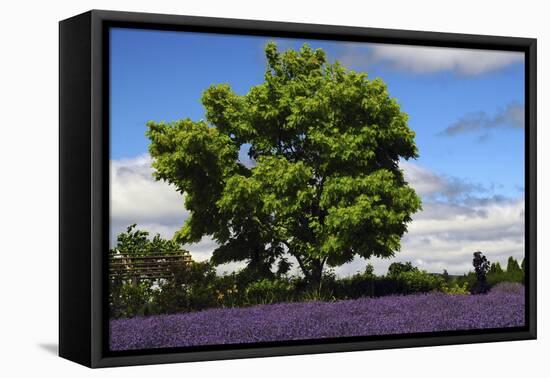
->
xmin=489 ymin=262 xmax=503 ymax=275
xmin=506 ymin=256 xmax=521 ymax=274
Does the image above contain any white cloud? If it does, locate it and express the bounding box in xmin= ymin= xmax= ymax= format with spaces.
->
xmin=334 ymin=198 xmax=524 ymax=277
xmin=110 ymin=155 xmax=233 ymax=264
xmin=400 ymin=160 xmax=485 ymax=201
xmin=110 ymin=155 xmax=186 ymax=248
xmin=334 ymin=163 xmax=524 ymax=276
xmin=409 ymin=200 xmax=523 ymax=239
xmin=341 ymin=43 xmax=523 ymax=75
xmin=110 ymin=155 xmax=524 ymax=276
xmin=111 ymin=155 xmax=187 ymax=225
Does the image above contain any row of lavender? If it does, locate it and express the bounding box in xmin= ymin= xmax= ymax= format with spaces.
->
xmin=110 ymin=282 xmax=524 ymax=351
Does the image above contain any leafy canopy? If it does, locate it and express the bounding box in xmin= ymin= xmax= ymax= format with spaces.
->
xmin=387 ymin=261 xmax=418 ymax=277
xmin=146 ymin=42 xmax=421 ymax=283
xmin=110 ymin=224 xmax=181 ymax=256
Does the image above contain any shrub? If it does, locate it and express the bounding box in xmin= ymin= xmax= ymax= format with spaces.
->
xmin=456 ymin=272 xmax=476 ymax=288
xmin=395 ymin=270 xmax=444 ymax=294
xmin=440 ymin=281 xmax=470 ymax=295
xmin=212 ymin=273 xmax=242 ymax=307
xmin=152 ymin=261 xmax=218 ymax=313
xmin=246 ymin=278 xmax=295 ymax=305
xmin=330 ymin=271 xmax=375 ymax=299
xmin=112 ymin=282 xmax=155 ymax=318
xmin=487 ymin=270 xmax=524 ymax=286
xmin=329 ymin=268 xmax=443 ymax=299
xmin=109 ymin=224 xmax=189 ymax=317
xmin=486 ymin=257 xmax=524 ymax=286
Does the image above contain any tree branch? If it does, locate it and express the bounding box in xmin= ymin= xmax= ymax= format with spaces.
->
xmin=293 ymin=253 xmax=311 ymax=279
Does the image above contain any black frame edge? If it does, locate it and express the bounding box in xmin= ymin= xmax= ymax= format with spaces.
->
xmin=527 ymin=38 xmax=537 ymax=339
xmin=89 ymin=9 xmax=535 ymax=48
xmin=95 ymin=331 xmax=535 ymax=368
xmin=59 ymin=9 xmax=537 ymax=368
xmin=59 ymin=11 xmax=93 ymax=367
xmin=90 ymin=9 xmax=109 ymax=368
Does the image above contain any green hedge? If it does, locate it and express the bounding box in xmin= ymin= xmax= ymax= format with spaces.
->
xmin=109 ymin=259 xmax=525 ymax=318
xmin=327 ymin=270 xmax=444 ymax=299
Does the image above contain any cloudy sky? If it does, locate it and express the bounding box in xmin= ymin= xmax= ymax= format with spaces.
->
xmin=109 ymin=28 xmax=525 ymax=276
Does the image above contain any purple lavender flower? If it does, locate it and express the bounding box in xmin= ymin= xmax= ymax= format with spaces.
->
xmin=110 ymin=289 xmax=525 ymax=351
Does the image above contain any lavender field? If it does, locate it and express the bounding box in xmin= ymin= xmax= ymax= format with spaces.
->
xmin=110 ymin=284 xmax=524 ymax=351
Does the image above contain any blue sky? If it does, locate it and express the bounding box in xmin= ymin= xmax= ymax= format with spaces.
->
xmin=110 ymin=27 xmax=525 ymax=198
xmin=109 ymin=27 xmax=525 ymax=274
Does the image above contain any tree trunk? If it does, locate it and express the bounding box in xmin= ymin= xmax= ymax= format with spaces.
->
xmin=310 ymin=259 xmax=324 ymax=295
xmin=293 ymin=254 xmax=325 ymax=295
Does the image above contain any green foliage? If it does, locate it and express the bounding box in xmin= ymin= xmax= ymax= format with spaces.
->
xmin=109 ymin=225 xmax=185 ymax=317
xmin=109 ymin=234 xmax=527 ymax=318
xmin=153 ymin=261 xmax=218 ymax=313
xmin=110 ymin=229 xmax=528 ymax=318
xmin=212 ymin=273 xmax=243 ymax=308
xmin=455 ymin=255 xmax=525 ymax=292
xmin=110 ymin=224 xmax=181 ymax=256
xmin=146 ymin=42 xmax=421 ymax=288
xmin=246 ymin=278 xmax=295 ymax=305
xmin=489 ymin=262 xmax=504 ymax=275
xmin=394 ymin=270 xmax=444 ymax=294
xmin=110 ymin=282 xmax=156 ymax=318
xmin=455 ymin=272 xmax=478 ymax=292
xmin=440 ymin=281 xmax=470 ymax=295
xmin=387 ymin=261 xmax=418 ymax=277
xmin=506 ymin=256 xmax=521 ymax=274
xmin=364 ymin=263 xmax=375 ymax=276
xmin=328 ymin=264 xmax=443 ymax=299
xmin=487 ymin=259 xmax=524 ymax=286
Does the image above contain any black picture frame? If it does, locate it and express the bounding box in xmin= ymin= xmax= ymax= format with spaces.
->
xmin=59 ymin=9 xmax=537 ymax=368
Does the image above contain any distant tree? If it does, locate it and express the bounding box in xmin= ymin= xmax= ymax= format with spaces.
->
xmin=489 ymin=262 xmax=504 ymax=275
xmin=442 ymin=269 xmax=450 ymax=282
xmin=364 ymin=263 xmax=375 ymax=276
xmin=146 ymin=42 xmax=422 ymax=288
xmin=110 ymin=224 xmax=182 ymax=256
xmin=506 ymin=256 xmax=521 ymax=274
xmin=387 ymin=261 xmax=418 ymax=277
xmin=471 ymin=251 xmax=490 ymax=294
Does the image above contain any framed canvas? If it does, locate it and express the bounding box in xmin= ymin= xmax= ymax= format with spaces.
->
xmin=59 ymin=10 xmax=537 ymax=368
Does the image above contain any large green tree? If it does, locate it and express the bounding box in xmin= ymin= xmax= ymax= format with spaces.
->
xmin=146 ymin=42 xmax=421 ymax=286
